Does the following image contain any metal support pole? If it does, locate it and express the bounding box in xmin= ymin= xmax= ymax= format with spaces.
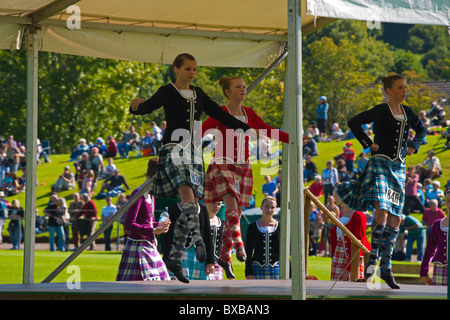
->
xmin=279 ymin=59 xmax=291 ymax=280
xmin=286 ymin=0 xmax=305 ymax=300
xmin=246 ymin=50 xmax=288 ymax=94
xmin=42 ymin=178 xmax=153 ymax=283
xmin=23 ymin=26 xmax=39 ymax=284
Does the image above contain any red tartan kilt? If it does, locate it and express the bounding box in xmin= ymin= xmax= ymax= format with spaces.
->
xmin=204 ymin=163 xmax=253 ymax=207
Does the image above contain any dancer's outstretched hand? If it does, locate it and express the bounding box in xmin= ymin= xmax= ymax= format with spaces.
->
xmin=406 ymin=147 xmax=416 ymax=156
xmin=131 ymin=98 xmax=144 ymax=111
xmin=369 ymin=143 xmax=379 ymax=152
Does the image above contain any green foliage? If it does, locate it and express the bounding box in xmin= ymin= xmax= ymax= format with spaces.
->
xmin=36 ymin=54 xmax=167 ymax=153
xmin=302 ymin=36 xmax=383 ymax=130
xmin=0 ymin=20 xmax=447 ymax=151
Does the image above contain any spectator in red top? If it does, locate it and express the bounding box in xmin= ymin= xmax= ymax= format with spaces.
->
xmin=342 ymin=142 xmax=356 ymax=175
xmin=76 ymin=193 xmax=98 ymax=250
xmin=309 ymin=175 xmax=323 ymax=197
xmin=103 ymin=135 xmax=118 ymax=158
xmin=422 ymin=199 xmax=445 ymax=236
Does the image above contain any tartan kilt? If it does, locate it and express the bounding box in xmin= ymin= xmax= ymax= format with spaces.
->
xmin=336 ymin=157 xmax=406 ymax=217
xmin=330 ymin=239 xmax=364 ymax=281
xmin=251 ymin=261 xmax=280 ymax=279
xmin=116 ymin=240 xmax=170 ymax=281
xmin=150 ymin=144 xmax=205 ymax=199
xmin=168 ymin=246 xmax=207 ymax=280
xmin=207 ymin=262 xmax=224 ymax=280
xmin=204 ymin=163 xmax=253 ymax=207
xmin=432 ymin=264 xmax=448 ymax=286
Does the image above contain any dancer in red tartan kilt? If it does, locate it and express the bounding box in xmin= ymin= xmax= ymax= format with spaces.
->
xmin=202 ymin=77 xmax=289 ymax=278
xmin=329 ymin=195 xmax=371 ymax=281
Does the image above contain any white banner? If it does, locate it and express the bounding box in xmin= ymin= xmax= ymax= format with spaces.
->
xmin=306 ymin=0 xmax=449 ymax=26
xmin=0 ymin=23 xmax=21 ymax=50
xmin=37 ymin=25 xmax=284 ymax=68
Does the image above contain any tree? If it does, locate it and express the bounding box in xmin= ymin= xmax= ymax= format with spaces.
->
xmin=402 ymin=71 xmax=441 ymax=114
xmin=303 ymin=37 xmax=383 ymax=130
xmin=0 ymin=50 xmax=166 ymax=153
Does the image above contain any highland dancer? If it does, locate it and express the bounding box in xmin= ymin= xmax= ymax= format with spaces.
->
xmin=202 ymin=76 xmax=289 ymax=278
xmin=130 ymin=54 xmax=252 ymax=283
xmin=335 ymin=74 xmax=427 ymax=289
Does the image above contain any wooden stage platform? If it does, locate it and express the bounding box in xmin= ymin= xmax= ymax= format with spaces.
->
xmin=0 ymin=280 xmax=446 ymax=300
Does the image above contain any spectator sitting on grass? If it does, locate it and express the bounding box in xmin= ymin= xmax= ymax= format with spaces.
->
xmin=97 ymin=169 xmax=130 ymax=198
xmin=52 ymin=166 xmax=75 ymax=193
xmin=70 ymin=138 xmax=89 ymax=161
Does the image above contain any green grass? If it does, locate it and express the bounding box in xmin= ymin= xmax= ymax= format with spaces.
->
xmin=0 ymin=250 xmax=122 ymax=284
xmin=1 ymin=130 xmax=449 ymax=284
xmin=0 ymin=249 xmax=333 ymax=284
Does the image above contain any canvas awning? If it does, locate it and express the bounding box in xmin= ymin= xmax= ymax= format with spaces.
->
xmin=0 ymin=0 xmax=330 ymax=67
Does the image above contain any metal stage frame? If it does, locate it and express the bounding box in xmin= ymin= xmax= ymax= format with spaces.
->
xmin=0 ymin=280 xmax=446 ymax=300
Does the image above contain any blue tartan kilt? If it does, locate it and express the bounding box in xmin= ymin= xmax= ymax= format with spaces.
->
xmin=150 ymin=144 xmax=205 ymax=199
xmin=335 ymin=156 xmax=406 ymax=217
xmin=251 ymin=261 xmax=280 ymax=279
xmin=169 ymin=246 xmax=207 ymax=280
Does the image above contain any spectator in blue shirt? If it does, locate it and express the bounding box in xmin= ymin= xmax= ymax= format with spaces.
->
xmin=316 ymin=96 xmax=329 ymax=141
xmin=401 ymin=214 xmax=425 ymax=262
xmin=262 ymin=175 xmax=278 ymax=197
xmin=101 ymin=196 xmax=117 ymax=251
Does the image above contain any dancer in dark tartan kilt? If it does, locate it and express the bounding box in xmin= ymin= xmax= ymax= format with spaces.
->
xmin=130 ymin=54 xmax=252 ymax=283
xmin=335 ymin=74 xmax=427 ymax=289
xmin=202 ymin=77 xmax=289 ymax=279
xmin=116 ymin=158 xmax=171 ymax=281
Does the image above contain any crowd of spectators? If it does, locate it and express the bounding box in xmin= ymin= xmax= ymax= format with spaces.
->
xmin=0 ymin=121 xmax=166 ymax=251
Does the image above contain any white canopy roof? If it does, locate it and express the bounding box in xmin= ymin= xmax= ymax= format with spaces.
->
xmin=0 ymin=0 xmax=318 ymax=67
xmin=2 ymin=0 xmax=446 ymax=68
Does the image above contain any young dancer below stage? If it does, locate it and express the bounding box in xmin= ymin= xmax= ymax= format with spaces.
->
xmin=116 ymin=158 xmax=171 ymax=281
xmin=130 ymin=54 xmax=252 ymax=283
xmin=244 ymin=196 xmax=281 ymax=279
xmin=420 ymin=191 xmax=449 ymax=286
xmin=205 ymin=201 xmax=225 ymax=280
xmin=335 ymin=74 xmax=427 ymax=289
xmin=161 ymin=202 xmax=215 ymax=281
xmin=330 ymin=195 xmax=371 ymax=281
xmin=201 ymin=77 xmax=289 ymax=279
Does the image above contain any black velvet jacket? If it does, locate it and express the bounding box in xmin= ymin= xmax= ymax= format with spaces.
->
xmin=348 ymin=103 xmax=427 ymax=162
xmin=130 ymin=83 xmax=251 ymax=148
xmin=244 ymin=220 xmax=280 ymax=276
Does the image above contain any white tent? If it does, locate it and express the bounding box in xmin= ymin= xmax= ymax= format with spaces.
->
xmin=0 ymin=0 xmax=448 ymax=300
xmin=0 ymin=0 xmax=327 ymax=67
xmin=1 ymin=1 xmax=446 ymax=66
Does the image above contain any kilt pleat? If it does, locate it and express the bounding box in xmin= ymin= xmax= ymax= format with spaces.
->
xmin=432 ymin=264 xmax=448 ymax=286
xmin=150 ymin=145 xmax=205 ymax=199
xmin=116 ymin=240 xmax=170 ymax=281
xmin=330 ymin=239 xmax=364 ymax=281
xmin=168 ymin=246 xmax=207 ymax=280
xmin=336 ymin=157 xmax=406 ymax=217
xmin=251 ymin=261 xmax=280 ymax=279
xmin=204 ymin=163 xmax=253 ymax=207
